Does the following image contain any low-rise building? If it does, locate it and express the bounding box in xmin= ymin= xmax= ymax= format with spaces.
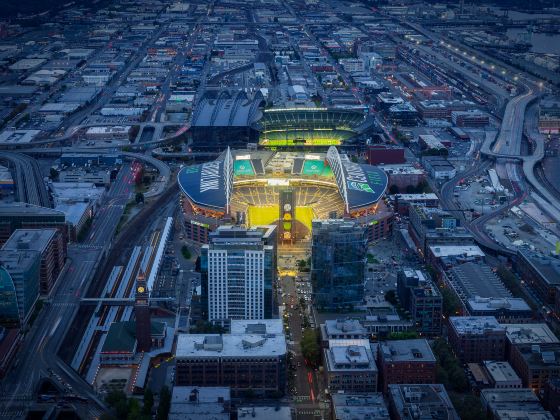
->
xmin=377 ymin=339 xmax=437 ymax=394
xmin=448 ymin=316 xmax=506 ymax=363
xmin=466 ymin=297 xmax=533 ymax=324
xmin=388 ymin=384 xmax=460 ymax=420
xmin=451 ymin=110 xmax=489 ymax=127
xmin=169 ymin=386 xmax=231 ymax=420
xmin=324 ymin=341 xmax=378 ymax=392
xmin=509 ymin=343 xmax=560 ymax=393
xmin=504 ymin=323 xmax=559 ymax=360
xmin=331 ymin=393 xmax=389 ymax=420
xmin=483 ymin=361 xmax=523 ymax=389
xmin=421 ymin=156 xmax=456 ymax=180
xmin=480 ymin=388 xmax=550 ymax=418
xmin=514 ymin=251 xmax=560 ymax=305
xmin=380 ymin=165 xmax=426 ymax=193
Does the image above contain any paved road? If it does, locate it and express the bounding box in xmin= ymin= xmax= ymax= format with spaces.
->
xmin=0 ymin=165 xmax=134 ymax=419
xmin=0 ymin=151 xmax=50 ymax=207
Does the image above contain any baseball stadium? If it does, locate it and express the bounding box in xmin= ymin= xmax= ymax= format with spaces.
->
xmin=178 ymin=146 xmax=392 ymax=244
xmin=257 ymin=108 xmax=373 ymax=148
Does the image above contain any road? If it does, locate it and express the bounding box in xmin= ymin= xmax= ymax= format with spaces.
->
xmin=0 ymin=164 xmax=134 ymax=419
xmin=0 ymin=151 xmax=50 ymax=207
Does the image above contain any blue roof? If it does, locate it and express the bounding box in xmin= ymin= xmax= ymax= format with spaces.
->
xmin=178 ymin=162 xmax=228 ymax=210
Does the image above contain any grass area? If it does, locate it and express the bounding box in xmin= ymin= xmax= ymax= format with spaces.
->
xmin=115 ymin=200 xmax=136 ymax=236
xmin=181 ymin=245 xmax=191 ymax=260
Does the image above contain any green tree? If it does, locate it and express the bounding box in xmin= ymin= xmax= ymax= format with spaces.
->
xmin=156 ymin=386 xmax=171 ymax=420
xmin=135 ymin=192 xmax=144 ymax=204
xmin=300 ymin=328 xmax=321 ymax=367
xmin=389 ymin=184 xmax=400 ymax=195
xmin=49 ymin=167 xmax=59 ymax=180
xmin=127 ymin=398 xmax=141 ymax=420
xmin=181 ymin=245 xmax=191 ymax=260
xmin=143 ymin=388 xmax=154 ymax=416
xmin=441 ymin=287 xmax=461 ymax=317
xmin=106 ymin=390 xmax=128 ymax=419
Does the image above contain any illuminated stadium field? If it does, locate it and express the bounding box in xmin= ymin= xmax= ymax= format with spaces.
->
xmin=257 ymin=108 xmax=372 ymax=148
xmin=178 ymin=147 xmax=390 ymax=243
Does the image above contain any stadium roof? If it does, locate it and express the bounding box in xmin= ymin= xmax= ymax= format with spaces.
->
xmin=191 ymin=90 xmax=264 ymax=127
xmin=327 ymin=147 xmax=387 ymax=211
xmin=177 ymin=148 xmax=233 ymax=211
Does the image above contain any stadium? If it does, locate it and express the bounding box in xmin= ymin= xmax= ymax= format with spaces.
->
xmin=178 ymin=147 xmax=392 ymax=244
xmin=189 ymin=92 xmax=374 ymax=151
xmin=257 ymin=108 xmax=374 ymax=148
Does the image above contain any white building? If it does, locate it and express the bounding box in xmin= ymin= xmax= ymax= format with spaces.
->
xmin=202 ymin=225 xmax=277 ymax=323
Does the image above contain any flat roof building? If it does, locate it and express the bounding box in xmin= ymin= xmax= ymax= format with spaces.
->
xmin=448 ymin=316 xmax=507 ymax=363
xmin=514 ymin=251 xmax=560 ymax=305
xmin=480 ymin=388 xmax=548 ymax=418
xmin=483 ymin=361 xmax=522 ymax=389
xmin=378 ymin=339 xmax=436 ymax=394
xmin=466 ymin=297 xmax=532 ymax=324
xmin=324 ymin=340 xmax=378 ymax=392
xmin=388 ymin=384 xmax=460 ymax=420
xmin=170 ymin=386 xmax=231 ymax=420
xmin=175 ymin=320 xmax=286 ymax=397
xmin=0 ymin=203 xmax=67 ymax=246
xmin=2 ymin=229 xmax=65 ymax=295
xmin=331 ymin=393 xmax=389 ymax=420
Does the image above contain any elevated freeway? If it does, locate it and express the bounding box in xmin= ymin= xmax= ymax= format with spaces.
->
xmin=0 ymin=151 xmax=50 ymax=207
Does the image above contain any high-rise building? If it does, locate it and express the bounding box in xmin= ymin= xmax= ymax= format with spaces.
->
xmin=201 ymin=225 xmax=277 ymax=323
xmin=0 ymin=250 xmax=40 ymax=327
xmin=135 ymin=270 xmax=151 ymax=352
xmin=311 ymin=220 xmax=366 ymax=310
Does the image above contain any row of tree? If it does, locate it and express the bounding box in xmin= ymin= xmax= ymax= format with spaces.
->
xmin=102 ymin=387 xmax=170 ymax=420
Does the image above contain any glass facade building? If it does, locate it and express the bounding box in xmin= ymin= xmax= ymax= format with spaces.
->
xmin=311 ymin=219 xmax=366 ymax=310
xmin=0 ymin=250 xmax=40 ymax=327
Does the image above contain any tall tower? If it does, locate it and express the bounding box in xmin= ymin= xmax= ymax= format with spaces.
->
xmin=135 ymin=270 xmax=151 ymax=352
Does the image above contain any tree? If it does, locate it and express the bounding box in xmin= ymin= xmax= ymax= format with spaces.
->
xmin=135 ymin=192 xmax=144 ymax=204
xmin=181 ymin=245 xmax=191 ymax=260
xmin=106 ymin=390 xmax=129 ymax=419
xmin=143 ymin=389 xmax=154 ymax=416
xmin=156 ymin=386 xmax=171 ymax=420
xmin=297 ymin=259 xmax=306 ymax=271
xmin=389 ymin=184 xmax=400 ymax=195
xmin=441 ymin=287 xmax=461 ymax=318
xmin=49 ymin=167 xmax=59 ymax=180
xmin=300 ymin=328 xmax=321 ymax=367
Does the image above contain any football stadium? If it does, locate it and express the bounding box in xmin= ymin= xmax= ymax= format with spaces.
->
xmin=178 ymin=147 xmax=392 ymax=244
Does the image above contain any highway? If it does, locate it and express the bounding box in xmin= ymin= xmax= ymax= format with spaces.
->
xmin=0 ymin=151 xmax=50 ymax=207
xmin=0 ymin=164 xmax=134 ymax=419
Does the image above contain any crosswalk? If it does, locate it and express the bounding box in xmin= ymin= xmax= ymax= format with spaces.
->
xmin=73 ymin=244 xmax=104 ymax=250
xmin=0 ymin=409 xmax=26 ymax=418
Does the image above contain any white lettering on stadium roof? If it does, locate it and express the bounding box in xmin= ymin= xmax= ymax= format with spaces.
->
xmin=342 ymin=160 xmax=367 ymax=183
xmin=200 ymin=161 xmax=221 ymax=193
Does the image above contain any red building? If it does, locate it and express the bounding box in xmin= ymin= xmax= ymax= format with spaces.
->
xmin=367 ymin=145 xmax=405 ymax=165
xmin=448 ymin=316 xmax=507 ymax=363
xmin=378 ymin=339 xmax=437 ymax=394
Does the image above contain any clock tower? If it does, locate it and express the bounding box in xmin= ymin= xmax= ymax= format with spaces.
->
xmin=135 ymin=270 xmax=151 ymax=352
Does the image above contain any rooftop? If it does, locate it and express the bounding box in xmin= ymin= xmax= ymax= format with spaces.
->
xmin=449 ymin=316 xmax=505 ymax=335
xmin=0 ymin=202 xmax=65 ymax=218
xmin=237 ymin=406 xmax=292 ymax=420
xmin=519 ymin=251 xmax=560 ymax=287
xmin=326 ymin=344 xmax=377 ymax=372
xmin=388 ymin=384 xmax=460 ymax=420
xmin=483 ymin=361 xmax=521 ymax=384
xmin=380 ymin=339 xmax=436 ymax=363
xmin=504 ymin=324 xmax=559 ymax=345
xmin=176 ymin=333 xmax=286 ymax=359
xmin=331 ymin=393 xmax=389 ymax=420
xmin=429 ymin=245 xmax=485 ymax=258
xmin=229 ymin=319 xmax=283 ymax=335
xmin=2 ymin=229 xmax=57 ymax=254
xmin=467 ymin=297 xmax=531 ymax=313
xmin=170 ymin=386 xmax=230 ymax=420
xmin=449 ymin=262 xmax=512 ymax=300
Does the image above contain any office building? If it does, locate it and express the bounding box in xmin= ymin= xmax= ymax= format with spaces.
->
xmin=448 ymin=316 xmax=506 ymax=363
xmin=331 ymin=393 xmax=389 ymax=420
xmin=175 ymin=320 xmax=286 ymax=397
xmin=201 ymin=225 xmax=277 ymax=323
xmin=387 ymin=384 xmax=460 ymax=420
xmin=2 ymin=229 xmax=65 ymax=295
xmin=0 ymin=250 xmax=40 ymax=327
xmin=0 ymin=203 xmax=67 ymax=246
xmin=396 ymin=268 xmax=442 ymax=336
xmin=311 ymin=220 xmax=366 ymax=311
xmin=378 ymin=339 xmax=437 ymax=394
xmin=324 ymin=340 xmax=378 ymax=392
